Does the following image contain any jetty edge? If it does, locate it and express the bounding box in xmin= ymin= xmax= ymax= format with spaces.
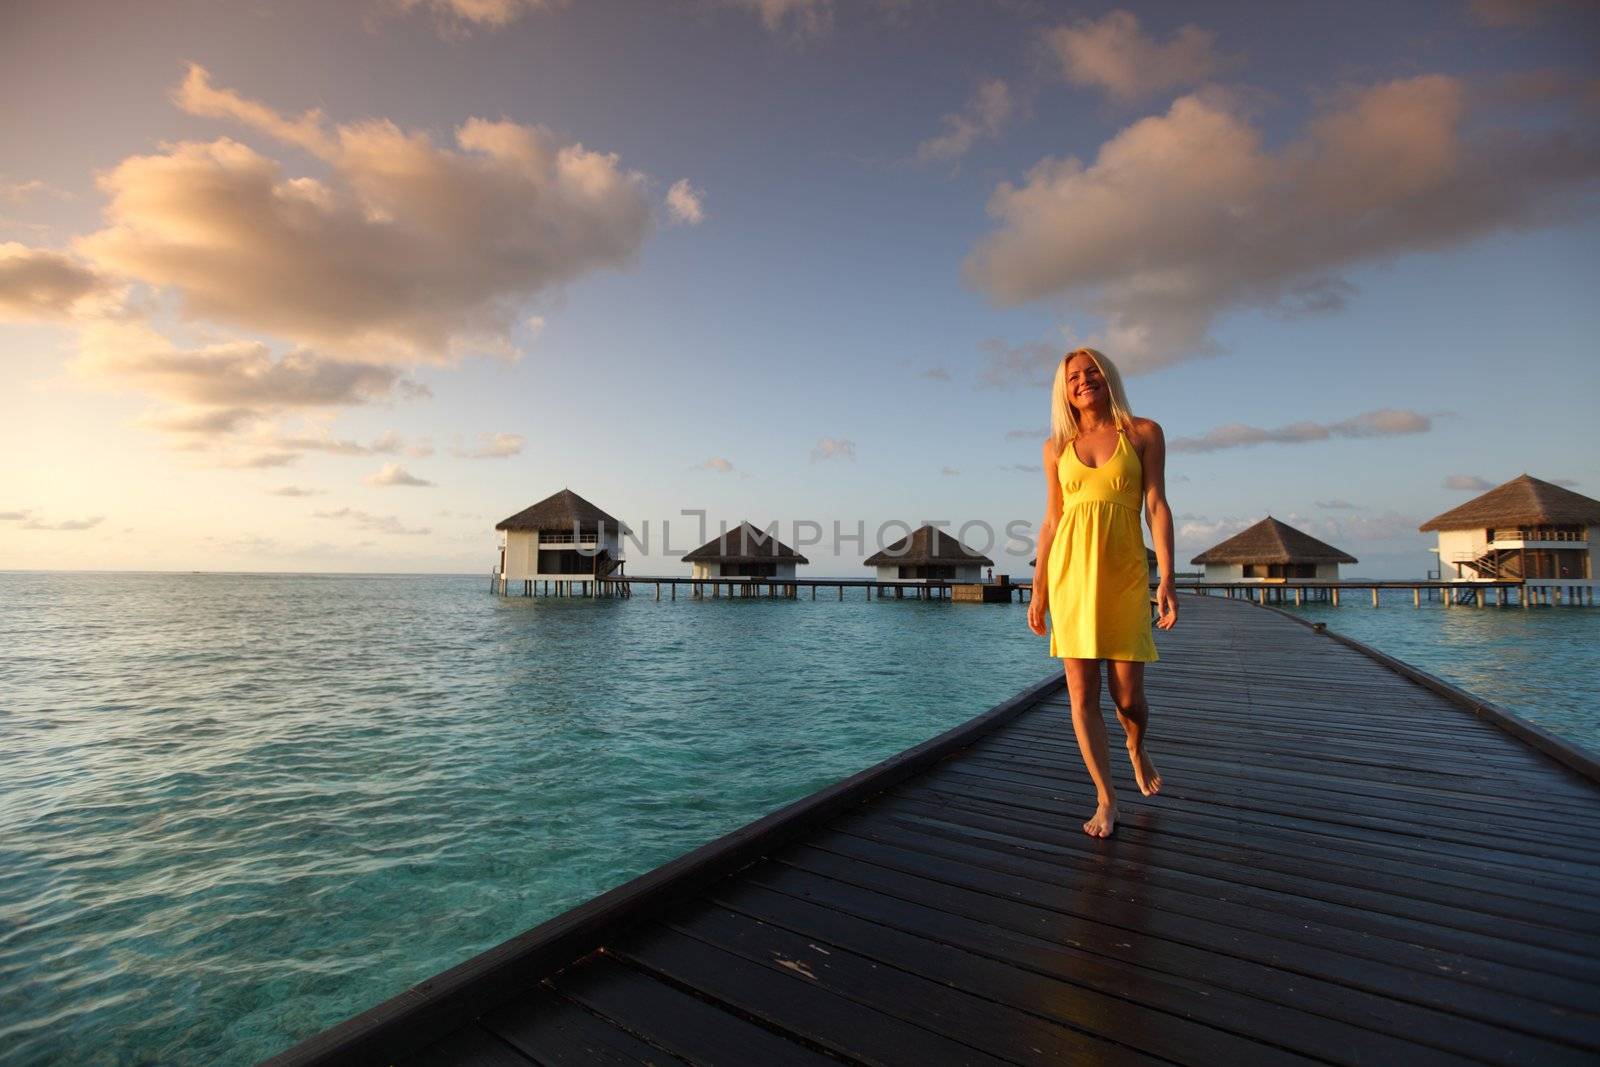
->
xmin=257 ymin=671 xmax=1066 ymax=1065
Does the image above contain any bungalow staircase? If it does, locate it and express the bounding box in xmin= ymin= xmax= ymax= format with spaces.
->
xmin=1457 ymin=548 xmax=1519 ymax=580
xmin=596 ymin=554 xmax=630 ymax=596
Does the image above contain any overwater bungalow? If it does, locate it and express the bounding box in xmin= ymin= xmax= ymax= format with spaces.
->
xmin=494 ymin=488 xmax=628 ymax=594
xmin=866 ymin=524 xmax=992 ymax=583
xmin=1192 ymin=516 xmax=1355 ymax=581
xmin=1421 ymin=474 xmax=1599 ymax=586
xmin=682 ymin=521 xmax=808 ymax=579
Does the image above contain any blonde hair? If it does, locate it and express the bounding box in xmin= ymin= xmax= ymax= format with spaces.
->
xmin=1050 ymin=347 xmax=1134 ymax=443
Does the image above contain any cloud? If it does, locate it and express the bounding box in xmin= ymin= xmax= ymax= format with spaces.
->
xmin=365 ymin=463 xmax=433 ymax=487
xmin=1443 ymin=474 xmax=1496 ymax=490
xmin=1044 ymin=10 xmax=1232 ymax=104
xmin=1467 ymin=0 xmax=1582 ymax=27
xmin=810 ymin=436 xmax=856 ymax=462
xmin=11 ymin=514 xmax=105 ymax=531
xmin=1169 ymin=409 xmax=1431 ymax=453
xmin=917 ymin=79 xmax=1015 ymax=163
xmin=138 ymin=406 xmax=263 ymax=435
xmin=920 ymin=366 xmax=951 ymax=381
xmin=965 ymin=76 xmax=1600 ymax=371
xmin=314 ymin=507 xmax=431 ymax=535
xmin=389 ymin=0 xmax=566 ymax=32
xmin=696 ymin=456 xmax=735 ymax=472
xmin=940 ymin=466 xmax=959 ymax=476
xmin=227 ymin=451 xmax=299 ymax=468
xmin=1550 ymin=477 xmax=1581 ymax=487
xmin=1 ymin=178 xmax=71 ymax=204
xmin=77 ymin=65 xmax=654 ymax=362
xmin=979 ymin=337 xmax=1061 ymax=387
xmin=74 ymin=321 xmax=424 ymax=415
xmin=0 ymin=242 xmax=115 ymax=320
xmin=453 ymin=431 xmax=524 ymax=458
xmin=1316 ymin=499 xmax=1362 ymax=510
xmin=1005 ymin=427 xmax=1047 ymax=441
xmin=666 ymin=179 xmax=706 ymax=225
xmin=726 ymin=0 xmax=832 ymax=36
xmin=269 ymin=486 xmax=324 ymax=497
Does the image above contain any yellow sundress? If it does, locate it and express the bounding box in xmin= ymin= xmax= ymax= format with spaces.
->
xmin=1047 ymin=427 xmax=1158 ymax=661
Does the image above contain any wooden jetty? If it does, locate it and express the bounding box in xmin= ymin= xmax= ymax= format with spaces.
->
xmin=262 ymin=595 xmax=1600 ymax=1066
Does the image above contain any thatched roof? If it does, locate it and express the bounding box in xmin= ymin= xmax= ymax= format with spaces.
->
xmin=865 ymin=525 xmax=993 ymax=566
xmin=682 ymin=521 xmax=809 ymax=564
xmin=495 ymin=488 xmax=629 ymax=534
xmin=1419 ymin=474 xmax=1600 ymax=532
xmin=1191 ymin=517 xmax=1356 ymax=565
xmin=1031 ymin=547 xmax=1155 ymax=566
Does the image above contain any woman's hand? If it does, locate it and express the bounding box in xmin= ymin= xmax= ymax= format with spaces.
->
xmin=1155 ymin=577 xmax=1179 ymax=630
xmin=1027 ymin=591 xmax=1049 ymax=636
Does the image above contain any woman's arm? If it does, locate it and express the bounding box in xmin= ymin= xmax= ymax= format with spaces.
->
xmin=1027 ymin=438 xmax=1063 ymax=635
xmin=1137 ymin=419 xmax=1179 ymax=630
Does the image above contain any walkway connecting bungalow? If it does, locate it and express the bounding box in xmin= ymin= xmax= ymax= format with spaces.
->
xmin=259 ymin=594 xmax=1600 ymax=1067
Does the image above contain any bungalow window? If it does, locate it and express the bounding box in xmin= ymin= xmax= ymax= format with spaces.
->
xmin=723 ymin=561 xmax=778 ymax=578
xmin=538 ymin=548 xmax=598 ymax=574
xmin=1243 ymin=563 xmax=1317 ymax=579
xmin=899 ymin=564 xmax=956 ymax=579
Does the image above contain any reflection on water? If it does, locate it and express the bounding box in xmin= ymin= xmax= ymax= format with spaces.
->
xmin=0 ymin=571 xmax=1056 ymax=1066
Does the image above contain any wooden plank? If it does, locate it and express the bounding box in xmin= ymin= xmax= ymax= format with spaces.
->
xmin=533 ymin=953 xmax=831 ymax=1066
xmin=606 ymin=920 xmax=1037 ymax=1067
xmin=704 ymin=874 xmax=1402 ymax=1066
xmin=803 ymin=830 xmax=1600 ymax=1041
xmin=398 ymin=1025 xmax=535 ymax=1067
xmin=899 ymin=780 xmax=1600 ymax=917
xmin=826 ymin=808 xmax=1600 ymax=991
xmin=745 ymin=852 xmax=1591 ymax=1066
xmin=482 ymin=974 xmax=692 ymax=1065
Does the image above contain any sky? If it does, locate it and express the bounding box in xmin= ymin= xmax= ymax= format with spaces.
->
xmin=1 ymin=0 xmax=1597 ymax=577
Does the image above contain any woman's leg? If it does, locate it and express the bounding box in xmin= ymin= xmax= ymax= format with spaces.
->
xmin=1064 ymin=657 xmax=1117 ymax=837
xmin=1106 ymin=660 xmax=1162 ymax=796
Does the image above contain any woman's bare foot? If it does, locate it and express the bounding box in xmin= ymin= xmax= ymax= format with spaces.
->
xmin=1128 ymin=743 xmax=1162 ymax=796
xmin=1083 ymin=801 xmax=1117 ymax=838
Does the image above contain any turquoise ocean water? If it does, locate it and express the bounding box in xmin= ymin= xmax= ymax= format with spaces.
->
xmin=0 ymin=573 xmax=1595 ymax=1065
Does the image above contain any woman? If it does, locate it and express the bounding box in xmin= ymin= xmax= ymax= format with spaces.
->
xmin=1027 ymin=348 xmax=1178 ymax=838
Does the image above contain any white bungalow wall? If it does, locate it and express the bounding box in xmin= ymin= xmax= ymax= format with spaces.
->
xmin=691 ymin=562 xmax=798 ymax=579
xmin=499 ymin=530 xmax=622 ymax=581
xmin=1202 ymin=562 xmax=1343 ymax=581
xmin=873 ymin=564 xmax=983 ymax=583
xmin=1435 ymin=529 xmax=1490 ymax=581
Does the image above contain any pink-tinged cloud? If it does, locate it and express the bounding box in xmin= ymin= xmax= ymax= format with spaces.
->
xmin=314 ymin=507 xmax=431 ymax=535
xmin=365 ymin=463 xmax=433 ymax=487
xmin=810 ymin=436 xmax=855 ymax=462
xmin=0 ymin=242 xmax=114 ymax=320
xmin=1443 ymin=474 xmax=1496 ymax=490
xmin=77 ymin=66 xmax=654 ymax=362
xmin=74 ymin=321 xmax=424 ymax=411
xmin=1045 ymin=10 xmax=1233 ymax=104
xmin=666 ymin=179 xmax=706 ymax=225
xmin=965 ymin=76 xmax=1600 ymax=370
xmin=1170 ymin=409 xmax=1431 ymax=453
xmin=453 ymin=432 xmax=524 ymax=458
xmin=917 ymin=79 xmax=1015 ymax=163
xmin=269 ymin=486 xmax=324 ymax=497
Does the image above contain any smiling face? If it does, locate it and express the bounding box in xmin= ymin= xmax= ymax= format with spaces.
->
xmin=1065 ymin=352 xmax=1109 ymax=414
